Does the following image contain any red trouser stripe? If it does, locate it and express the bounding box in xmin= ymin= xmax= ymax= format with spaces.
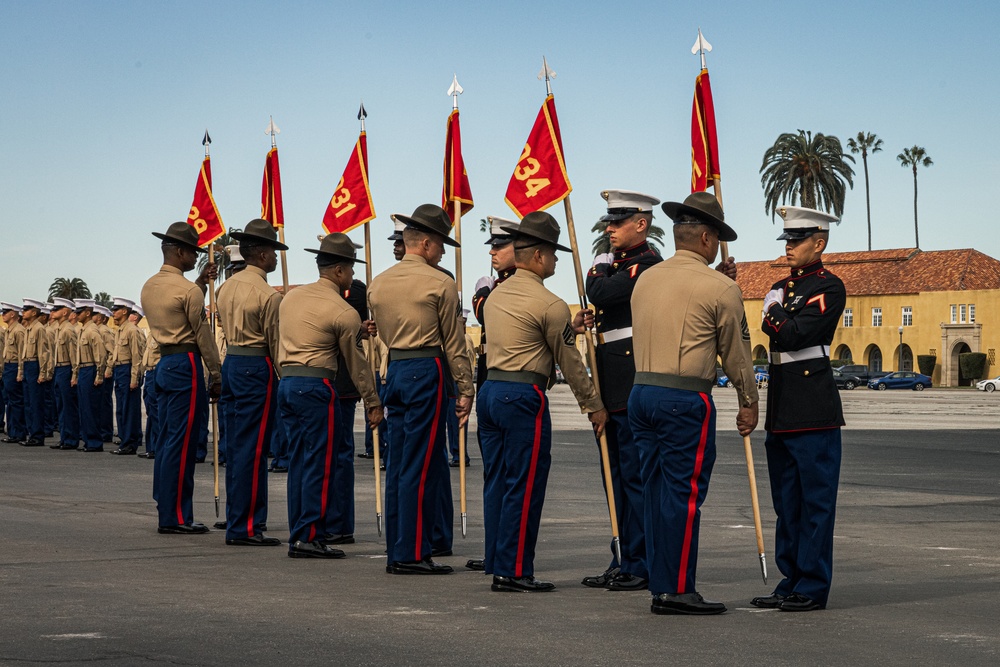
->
xmin=246 ymin=357 xmax=273 ymax=537
xmin=414 ymin=359 xmax=445 ymax=561
xmin=677 ymin=393 xmax=713 ymax=594
xmin=176 ymin=353 xmax=198 ymax=525
xmin=309 ymin=379 xmax=336 ymax=543
xmin=515 ymin=386 xmax=547 ymax=578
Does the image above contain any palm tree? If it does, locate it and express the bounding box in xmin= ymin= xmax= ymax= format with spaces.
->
xmin=93 ymin=292 xmax=113 ymax=309
xmin=47 ymin=277 xmax=91 ymax=301
xmin=846 ymin=132 xmax=883 ymax=251
xmin=590 ymin=219 xmax=667 ymax=255
xmin=897 ymin=146 xmax=933 ymax=249
xmin=759 ymin=130 xmax=855 ymax=221
xmin=196 ymin=229 xmax=241 ymax=283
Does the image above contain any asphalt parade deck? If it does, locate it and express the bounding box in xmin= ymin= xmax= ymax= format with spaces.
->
xmin=1 ymin=388 xmax=998 ymax=666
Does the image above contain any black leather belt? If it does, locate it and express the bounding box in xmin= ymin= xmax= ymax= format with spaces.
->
xmin=280 ymin=365 xmax=336 ymax=380
xmin=389 ymin=346 xmax=443 ymax=362
xmin=227 ymin=345 xmax=269 ymax=357
xmin=634 ymin=372 xmax=713 ymax=394
xmin=487 ymin=370 xmax=548 ymax=387
xmin=113 ymin=362 xmax=132 ymax=367
xmin=160 ymin=343 xmax=199 ymax=356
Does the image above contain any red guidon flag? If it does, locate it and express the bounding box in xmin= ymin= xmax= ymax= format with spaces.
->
xmin=442 ymin=109 xmax=473 ymax=223
xmin=322 ymin=132 xmax=376 ymax=234
xmin=691 ymin=68 xmax=721 ymax=192
xmin=187 ymin=157 xmax=226 ymax=246
xmin=261 ymin=147 xmax=284 ymax=228
xmin=505 ymin=94 xmax=572 ymax=217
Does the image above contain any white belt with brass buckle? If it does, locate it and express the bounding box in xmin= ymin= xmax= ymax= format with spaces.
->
xmin=598 ymin=327 xmax=632 ymax=344
xmin=769 ymin=345 xmax=830 ymax=365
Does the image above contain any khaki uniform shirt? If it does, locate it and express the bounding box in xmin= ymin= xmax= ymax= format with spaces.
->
xmin=112 ymin=320 xmax=144 ymax=385
xmin=140 ymin=264 xmax=222 ymax=385
xmin=631 ymin=249 xmax=758 ymax=408
xmin=278 ymin=277 xmax=380 ymax=410
xmin=216 ymin=265 xmax=282 ymax=367
xmin=21 ymin=319 xmax=52 ymax=382
xmin=75 ymin=321 xmax=107 ymax=383
xmin=97 ymin=323 xmax=114 ymax=378
xmin=486 ymin=271 xmax=604 ymax=414
xmin=368 ymin=254 xmax=474 ymax=397
xmin=56 ymin=319 xmax=78 ymax=374
xmin=3 ymin=322 xmax=25 ymax=367
xmin=140 ymin=334 xmax=161 ymax=376
xmin=43 ymin=323 xmax=58 ymax=380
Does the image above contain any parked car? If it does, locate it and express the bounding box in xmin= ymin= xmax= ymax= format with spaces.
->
xmin=833 ymin=368 xmax=863 ymax=390
xmin=867 ymin=371 xmax=932 ymax=391
xmin=976 ymin=376 xmax=1000 ymax=393
xmin=716 ymin=368 xmax=728 ymax=387
xmin=839 ymin=364 xmax=891 ymax=384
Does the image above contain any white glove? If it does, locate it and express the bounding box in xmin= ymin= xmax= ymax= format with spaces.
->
xmin=474 ymin=275 xmax=496 ymax=293
xmin=592 ymin=253 xmax=614 ymax=268
xmin=762 ymin=288 xmax=784 ymax=315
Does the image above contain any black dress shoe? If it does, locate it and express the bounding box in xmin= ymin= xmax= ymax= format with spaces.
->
xmin=379 ymin=461 xmax=386 ymax=470
xmin=269 ymin=465 xmax=288 ymax=473
xmin=49 ymin=443 xmax=63 ymax=449
xmin=145 ymin=451 xmax=155 ymax=459
xmin=226 ymin=534 xmax=281 ymax=546
xmin=110 ymin=446 xmax=137 ymax=455
xmin=606 ymin=573 xmax=649 ymax=591
xmin=213 ymin=521 xmax=228 ymax=530
xmin=158 ymin=523 xmax=210 ymax=535
xmin=320 ymin=534 xmax=355 ymax=545
xmin=80 ymin=447 xmax=104 ymax=453
xmin=20 ymin=439 xmax=43 ymax=447
xmin=779 ymin=593 xmax=824 ymax=612
xmin=431 ymin=548 xmax=452 ymax=558
xmin=1 ymin=436 xmax=21 ymax=443
xmin=357 ymin=452 xmax=374 ymax=459
xmin=581 ymin=566 xmax=620 ymax=588
xmin=194 ymin=456 xmax=206 ymax=463
xmin=388 ymin=559 xmax=454 ymax=575
xmin=288 ymin=541 xmax=346 ymax=559
xmin=651 ymin=592 xmax=726 ymax=615
xmin=59 ymin=444 xmax=80 ymax=451
xmin=750 ymin=593 xmax=786 ymax=609
xmin=465 ymin=558 xmax=485 ymax=571
xmin=491 ymin=575 xmax=555 ymax=592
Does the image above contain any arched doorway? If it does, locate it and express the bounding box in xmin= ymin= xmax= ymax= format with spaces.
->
xmin=752 ymin=345 xmax=768 ymax=362
xmin=951 ymin=341 xmax=972 ymax=386
xmin=865 ymin=344 xmax=882 ymax=372
xmin=835 ymin=344 xmax=852 ymax=362
xmin=895 ymin=344 xmax=913 ymax=372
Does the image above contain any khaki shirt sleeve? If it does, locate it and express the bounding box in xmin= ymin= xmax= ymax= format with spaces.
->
xmin=264 ymin=292 xmax=282 ymax=378
xmin=16 ymin=330 xmax=25 ymax=381
xmin=186 ymin=285 xmax=221 ymax=384
xmin=41 ymin=329 xmax=53 ymax=381
xmin=378 ymin=338 xmax=389 ymax=381
xmin=129 ymin=329 xmax=143 ymax=385
xmin=336 ymin=310 xmax=381 ymax=410
xmin=96 ymin=332 xmax=108 ymax=381
xmin=72 ymin=330 xmax=81 ymax=383
xmin=544 ymin=301 xmax=604 ymax=413
xmin=717 ymin=284 xmax=759 ymax=408
xmin=437 ymin=282 xmax=474 ymax=397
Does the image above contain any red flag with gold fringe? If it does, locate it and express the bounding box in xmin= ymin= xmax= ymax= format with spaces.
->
xmin=504 ymin=94 xmax=572 ymax=217
xmin=187 ymin=157 xmax=225 ymax=246
xmin=261 ymin=147 xmax=284 ymax=228
xmin=691 ymin=68 xmax=721 ymax=192
xmin=322 ymin=132 xmax=376 ymax=234
xmin=442 ymin=109 xmax=474 ymax=223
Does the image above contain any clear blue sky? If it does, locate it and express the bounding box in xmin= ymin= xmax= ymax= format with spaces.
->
xmin=4 ymin=0 xmax=997 ymax=304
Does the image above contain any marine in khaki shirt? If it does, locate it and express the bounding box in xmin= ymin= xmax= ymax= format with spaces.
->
xmin=20 ymin=315 xmax=52 ymax=384
xmin=55 ymin=313 xmax=79 ymax=373
xmin=74 ymin=316 xmax=107 ymax=386
xmin=3 ymin=311 xmax=25 ymax=367
xmin=217 ymin=264 xmax=282 ymax=366
xmin=112 ymin=316 xmax=145 ymax=388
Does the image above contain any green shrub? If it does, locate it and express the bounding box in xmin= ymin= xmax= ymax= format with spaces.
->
xmin=830 ymin=359 xmax=848 ymax=368
xmin=959 ymin=352 xmax=988 ymax=384
xmin=917 ymin=355 xmax=936 ymax=377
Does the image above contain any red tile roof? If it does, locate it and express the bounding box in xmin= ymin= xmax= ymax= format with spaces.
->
xmin=736 ymin=248 xmax=1000 ymax=299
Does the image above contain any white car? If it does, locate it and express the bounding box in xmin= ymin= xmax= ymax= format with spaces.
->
xmin=976 ymin=376 xmax=1000 ymax=393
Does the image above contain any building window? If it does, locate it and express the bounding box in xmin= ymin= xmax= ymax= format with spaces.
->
xmin=960 ymin=304 xmax=967 ymax=323
xmin=872 ymin=307 xmax=882 ymax=327
xmin=902 ymin=306 xmax=912 ymax=327
xmin=969 ymin=304 xmax=976 ymax=323
xmin=843 ymin=308 xmax=853 ymax=327
xmin=951 ymin=304 xmax=957 ymax=323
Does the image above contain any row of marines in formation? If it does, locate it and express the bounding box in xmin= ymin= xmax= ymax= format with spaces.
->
xmin=6 ymin=187 xmax=847 ymax=616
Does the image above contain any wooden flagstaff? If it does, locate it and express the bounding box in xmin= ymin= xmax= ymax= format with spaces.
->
xmin=357 ymin=102 xmax=384 ymax=537
xmin=446 ymin=76 xmax=470 ymax=539
xmin=694 ymin=29 xmax=766 ymax=583
xmin=209 ymin=240 xmax=221 ymax=518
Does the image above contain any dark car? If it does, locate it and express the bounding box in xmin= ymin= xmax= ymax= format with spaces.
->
xmin=867 ymin=371 xmax=932 ymax=391
xmin=839 ymin=364 xmax=890 ymax=384
xmin=833 ymin=368 xmax=863 ymax=390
